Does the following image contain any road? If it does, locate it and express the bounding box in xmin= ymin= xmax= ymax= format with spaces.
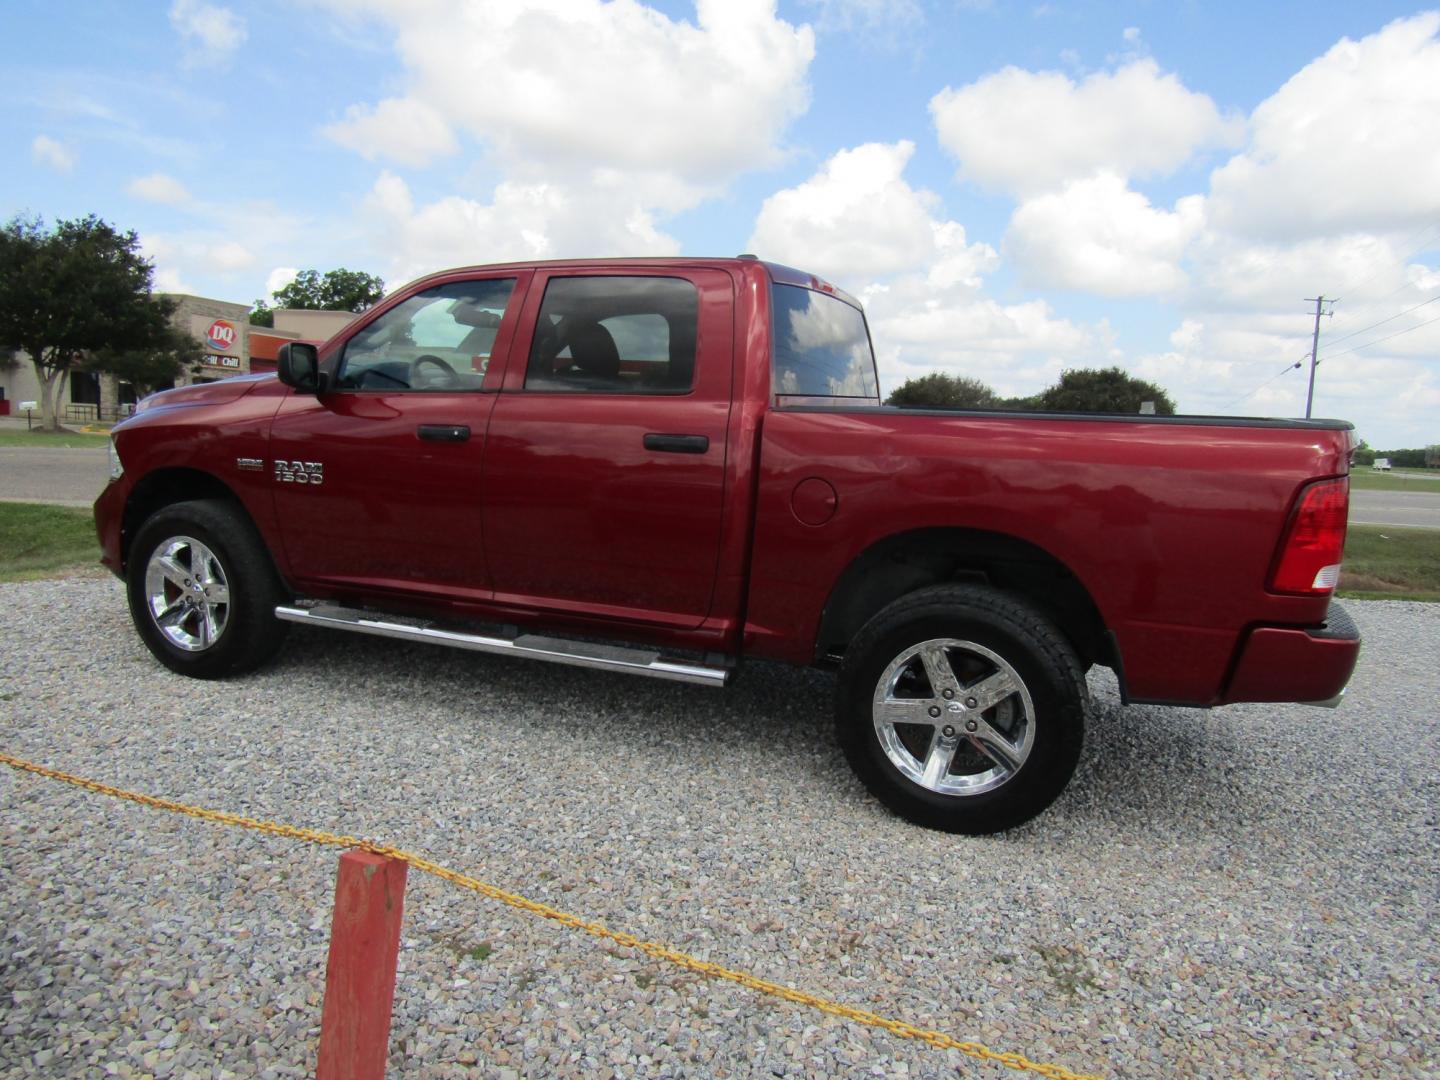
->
xmin=4 ymin=445 xmax=1439 ymax=528
xmin=0 ymin=447 xmax=110 ymax=508
xmin=1349 ymin=487 xmax=1440 ymax=529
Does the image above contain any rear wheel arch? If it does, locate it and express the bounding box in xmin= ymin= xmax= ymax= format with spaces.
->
xmin=816 ymin=528 xmax=1113 ymax=674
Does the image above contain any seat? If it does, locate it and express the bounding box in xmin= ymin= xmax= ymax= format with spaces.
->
xmin=563 ymin=321 xmax=621 ymax=381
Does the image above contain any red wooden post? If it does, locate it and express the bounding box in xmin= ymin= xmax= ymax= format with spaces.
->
xmin=316 ymin=850 xmax=408 ymax=1080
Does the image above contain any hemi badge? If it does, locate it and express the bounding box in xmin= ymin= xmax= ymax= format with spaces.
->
xmin=236 ymin=457 xmax=265 ymax=472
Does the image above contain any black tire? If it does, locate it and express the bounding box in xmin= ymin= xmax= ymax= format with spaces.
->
xmin=126 ymin=499 xmax=290 ymax=679
xmin=836 ymin=585 xmax=1086 ymax=834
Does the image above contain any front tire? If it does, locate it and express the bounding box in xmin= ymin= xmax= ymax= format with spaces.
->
xmin=126 ymin=499 xmax=289 ymax=679
xmin=837 ymin=585 xmax=1086 ymax=834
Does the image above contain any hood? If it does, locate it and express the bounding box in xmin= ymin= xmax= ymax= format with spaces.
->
xmin=134 ymin=373 xmax=275 ymax=414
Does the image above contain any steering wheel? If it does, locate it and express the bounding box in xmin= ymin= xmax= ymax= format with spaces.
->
xmin=410 ymin=354 xmax=459 ymax=390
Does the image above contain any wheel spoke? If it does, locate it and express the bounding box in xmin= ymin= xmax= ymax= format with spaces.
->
xmin=205 ymin=581 xmax=230 ymax=605
xmin=968 ymin=717 xmax=1024 ymax=773
xmin=877 ymin=698 xmax=938 ymax=725
xmin=156 ymin=554 xmax=189 ymax=591
xmin=156 ymin=602 xmax=188 ymax=629
xmin=199 ymin=604 xmax=219 ymax=647
xmin=918 ymin=644 xmax=962 ymax=699
xmin=967 ymin=669 xmax=1019 ymax=713
xmin=921 ymin=730 xmax=960 ymax=788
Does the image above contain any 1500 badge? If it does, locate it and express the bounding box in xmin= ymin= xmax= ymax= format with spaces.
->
xmin=274 ymin=460 xmax=325 ymax=486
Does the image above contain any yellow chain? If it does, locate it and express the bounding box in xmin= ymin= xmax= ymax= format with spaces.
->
xmin=0 ymin=750 xmax=1102 ymax=1080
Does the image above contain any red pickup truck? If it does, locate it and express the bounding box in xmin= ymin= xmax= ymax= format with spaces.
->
xmin=94 ymin=257 xmax=1360 ymax=833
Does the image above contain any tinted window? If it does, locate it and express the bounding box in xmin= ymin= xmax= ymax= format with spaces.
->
xmin=338 ymin=278 xmax=516 ymax=391
xmin=525 ymin=277 xmax=698 ymax=393
xmin=771 ymin=283 xmax=878 ymax=399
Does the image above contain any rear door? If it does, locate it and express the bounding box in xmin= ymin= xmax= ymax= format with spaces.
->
xmin=481 ymin=268 xmax=734 ymax=629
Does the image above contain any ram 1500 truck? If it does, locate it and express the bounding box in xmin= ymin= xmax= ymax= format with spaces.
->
xmin=94 ymin=257 xmax=1361 ymax=833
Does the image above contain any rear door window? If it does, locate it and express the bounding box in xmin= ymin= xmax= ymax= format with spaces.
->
xmin=524 ymin=276 xmax=699 ymax=393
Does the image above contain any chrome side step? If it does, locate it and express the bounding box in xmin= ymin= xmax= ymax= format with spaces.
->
xmin=274 ymin=603 xmax=731 ymax=687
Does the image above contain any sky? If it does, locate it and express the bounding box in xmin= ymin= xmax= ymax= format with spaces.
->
xmin=3 ymin=0 xmax=1438 ymax=450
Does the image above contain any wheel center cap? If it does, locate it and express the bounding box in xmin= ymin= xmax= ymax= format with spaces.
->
xmin=947 ymin=701 xmax=963 ymax=714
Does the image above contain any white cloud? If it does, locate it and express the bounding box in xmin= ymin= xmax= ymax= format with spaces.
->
xmin=323 ymin=0 xmax=812 ymax=189
xmin=322 ymin=97 xmax=458 ymax=168
xmin=930 ymin=59 xmax=1242 ymax=196
xmin=169 ymin=0 xmax=247 ymax=68
xmin=1005 ymin=173 xmax=1205 ymax=296
xmin=265 ymin=267 xmax=300 ymax=296
xmin=360 ymin=171 xmax=679 ymax=286
xmin=803 ymin=0 xmax=924 ymax=36
xmin=1208 ymin=13 xmax=1440 ymax=240
xmin=748 ymin=142 xmax=946 ymax=283
xmin=126 ymin=172 xmax=192 ymax=205
xmin=31 ymin=135 xmax=74 ymax=172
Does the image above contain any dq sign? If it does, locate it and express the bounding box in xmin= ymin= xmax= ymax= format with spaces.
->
xmin=206 ymin=319 xmax=238 ymax=353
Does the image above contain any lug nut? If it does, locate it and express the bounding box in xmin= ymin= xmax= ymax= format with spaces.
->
xmin=942 ymin=725 xmax=956 ymax=737
xmin=942 ymin=688 xmax=955 ymax=700
xmin=966 ymin=697 xmax=978 ymax=708
xmin=965 ymin=719 xmax=978 ymax=732
xmin=928 ymin=706 xmax=942 ymax=718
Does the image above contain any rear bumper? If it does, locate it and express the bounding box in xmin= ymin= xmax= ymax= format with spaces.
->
xmin=1218 ymin=602 xmax=1361 ymax=707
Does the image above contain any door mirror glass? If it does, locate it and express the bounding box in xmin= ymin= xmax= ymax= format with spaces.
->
xmin=277 ymin=342 xmax=320 ymax=392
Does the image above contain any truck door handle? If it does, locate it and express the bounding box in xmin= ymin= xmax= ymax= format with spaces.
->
xmin=417 ymin=424 xmax=471 ymax=442
xmin=643 ymin=433 xmax=709 ymax=454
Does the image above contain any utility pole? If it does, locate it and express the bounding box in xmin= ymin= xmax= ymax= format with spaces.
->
xmin=1303 ymin=295 xmax=1335 ymax=419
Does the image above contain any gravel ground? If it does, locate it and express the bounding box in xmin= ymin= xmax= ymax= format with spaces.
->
xmin=1 ymin=577 xmax=1436 ymax=1079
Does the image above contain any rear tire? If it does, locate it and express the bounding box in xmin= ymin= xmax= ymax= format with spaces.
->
xmin=837 ymin=585 xmax=1086 ymax=834
xmin=126 ymin=499 xmax=289 ymax=679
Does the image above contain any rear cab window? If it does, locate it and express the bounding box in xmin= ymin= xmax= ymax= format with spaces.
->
xmin=770 ymin=281 xmax=880 ymax=406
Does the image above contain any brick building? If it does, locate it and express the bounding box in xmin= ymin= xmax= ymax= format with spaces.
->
xmin=1 ymin=296 xmax=355 ymax=422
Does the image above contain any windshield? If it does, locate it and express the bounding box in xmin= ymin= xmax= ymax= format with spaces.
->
xmin=771 ymin=283 xmax=879 ymax=401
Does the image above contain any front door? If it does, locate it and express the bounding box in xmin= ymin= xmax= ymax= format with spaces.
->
xmin=268 ymin=273 xmax=527 ymax=603
xmin=482 ymin=269 xmax=734 ymax=629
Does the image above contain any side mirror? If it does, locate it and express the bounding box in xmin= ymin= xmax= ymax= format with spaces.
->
xmin=277 ymin=342 xmax=322 ymax=393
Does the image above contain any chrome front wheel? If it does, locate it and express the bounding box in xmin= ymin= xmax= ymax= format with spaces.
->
xmin=143 ymin=536 xmax=231 ymax=652
xmin=126 ymin=500 xmax=288 ymax=679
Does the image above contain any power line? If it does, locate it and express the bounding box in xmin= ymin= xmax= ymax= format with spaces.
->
xmin=1330 ymin=218 xmax=1440 ymax=304
xmin=1318 ymin=311 xmax=1440 ymax=363
xmin=1321 ymin=294 xmax=1439 ymax=349
xmin=1219 ymin=356 xmax=1305 ymax=411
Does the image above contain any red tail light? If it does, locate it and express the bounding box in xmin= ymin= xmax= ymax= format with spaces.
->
xmin=1269 ymin=477 xmax=1349 ymax=594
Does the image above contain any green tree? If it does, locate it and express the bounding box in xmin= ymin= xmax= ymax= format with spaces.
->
xmin=1033 ymin=366 xmax=1177 ymax=415
xmin=250 ymin=268 xmax=383 ymax=326
xmin=85 ymin=323 xmax=195 ymax=397
xmin=887 ymin=372 xmax=999 ymax=409
xmin=1352 ymin=439 xmax=1376 ymax=467
xmin=0 ymin=214 xmax=174 ymax=431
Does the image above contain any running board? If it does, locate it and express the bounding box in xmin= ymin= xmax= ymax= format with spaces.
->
xmin=274 ymin=603 xmax=731 ymax=687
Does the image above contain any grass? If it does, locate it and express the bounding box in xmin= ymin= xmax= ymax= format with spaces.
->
xmin=0 ymin=502 xmax=100 ymax=582
xmin=1348 ymin=469 xmax=1440 ymax=492
xmin=1338 ymin=524 xmax=1440 ymax=601
xmin=0 ymin=428 xmax=111 ymax=449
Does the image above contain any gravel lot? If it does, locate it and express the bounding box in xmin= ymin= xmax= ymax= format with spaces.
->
xmin=1 ymin=577 xmax=1436 ymax=1079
